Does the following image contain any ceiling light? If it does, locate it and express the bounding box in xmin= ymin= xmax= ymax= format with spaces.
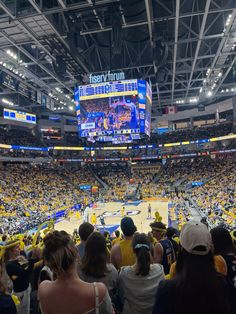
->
xmin=190 ymin=98 xmax=198 ymax=103
xmin=226 ymin=89 xmax=229 ymax=92
xmin=218 ymin=72 xmax=222 ymax=77
xmin=199 ymin=87 xmax=202 ymax=93
xmin=207 ymin=91 xmax=212 ymax=97
xmin=69 ymin=106 xmax=74 ymax=111
xmin=231 ymin=88 xmax=234 ymax=92
xmin=221 ymin=89 xmax=224 ymax=92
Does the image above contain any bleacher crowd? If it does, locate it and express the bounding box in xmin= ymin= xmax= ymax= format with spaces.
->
xmin=0 ymin=164 xmax=99 ymax=234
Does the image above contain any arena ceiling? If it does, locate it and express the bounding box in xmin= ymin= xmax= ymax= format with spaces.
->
xmin=0 ymin=0 xmax=235 ymax=116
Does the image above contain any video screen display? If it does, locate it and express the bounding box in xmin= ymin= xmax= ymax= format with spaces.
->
xmin=3 ymin=108 xmax=36 ymax=124
xmin=75 ymin=79 xmax=152 ymax=140
xmin=80 ymin=94 xmax=139 ymax=137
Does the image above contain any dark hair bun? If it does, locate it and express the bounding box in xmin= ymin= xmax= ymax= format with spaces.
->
xmin=44 ymin=230 xmax=71 ymax=251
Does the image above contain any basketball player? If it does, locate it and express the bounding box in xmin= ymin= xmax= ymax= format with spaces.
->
xmin=83 ymin=205 xmax=90 ymax=223
xmin=122 ymin=101 xmax=139 ymax=129
xmin=148 ymin=203 xmax=152 ymax=219
xmin=75 ymin=211 xmax=81 ymax=220
xmin=91 ymin=213 xmax=97 ymax=226
xmin=121 ymin=206 xmax=125 ymax=217
xmin=111 ymin=99 xmax=138 ymax=129
xmin=154 ymin=211 xmax=162 ymax=222
xmin=100 ymin=215 xmax=106 ymax=230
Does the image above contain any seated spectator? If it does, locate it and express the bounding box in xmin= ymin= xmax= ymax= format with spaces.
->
xmin=38 ymin=230 xmax=113 ymax=314
xmin=211 ymin=227 xmax=236 ymax=284
xmin=119 ymin=233 xmax=164 ymax=314
xmin=76 ymin=222 xmax=94 ymax=260
xmin=111 ymin=217 xmax=136 ymax=269
xmin=152 ymin=221 xmax=236 ymax=314
xmin=150 ymin=222 xmax=176 ymax=274
xmin=78 ymin=232 xmax=118 ymax=301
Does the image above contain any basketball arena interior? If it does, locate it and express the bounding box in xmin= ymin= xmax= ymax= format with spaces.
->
xmin=0 ymin=1 xmax=235 ymax=313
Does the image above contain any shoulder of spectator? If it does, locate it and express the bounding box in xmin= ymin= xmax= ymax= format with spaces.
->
xmin=96 ymin=282 xmax=107 ymax=302
xmin=38 ymin=280 xmax=52 ymax=297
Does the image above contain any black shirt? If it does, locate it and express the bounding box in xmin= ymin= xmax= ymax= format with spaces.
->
xmin=0 ymin=292 xmax=17 ymax=314
xmin=152 ymin=278 xmax=236 ymax=314
xmin=6 ymin=258 xmax=36 ymax=292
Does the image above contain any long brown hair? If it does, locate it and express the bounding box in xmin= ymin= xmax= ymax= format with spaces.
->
xmin=43 ymin=231 xmax=77 ymax=275
xmin=81 ymin=232 xmax=108 ymax=277
xmin=173 ymin=247 xmax=234 ymax=314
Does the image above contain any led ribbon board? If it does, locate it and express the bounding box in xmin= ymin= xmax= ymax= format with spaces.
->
xmin=3 ymin=108 xmax=36 ymax=124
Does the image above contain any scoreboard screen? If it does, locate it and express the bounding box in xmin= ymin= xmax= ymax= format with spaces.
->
xmin=3 ymin=108 xmax=36 ymax=124
xmin=75 ymin=79 xmax=152 ymax=140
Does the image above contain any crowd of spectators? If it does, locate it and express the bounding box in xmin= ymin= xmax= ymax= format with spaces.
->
xmin=0 ymin=217 xmax=235 ymax=314
xmin=149 ymin=121 xmax=233 ymax=144
xmin=0 ymin=127 xmax=43 ymax=147
xmin=190 ymin=159 xmax=236 ymax=230
xmin=0 ymin=164 xmax=99 ymax=234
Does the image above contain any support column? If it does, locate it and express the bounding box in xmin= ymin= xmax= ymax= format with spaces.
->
xmin=168 ymin=121 xmax=173 ymax=131
xmin=189 ymin=117 xmax=194 ymax=128
xmin=216 ymin=109 xmax=220 ymax=124
xmin=233 ymin=96 xmax=236 ymax=122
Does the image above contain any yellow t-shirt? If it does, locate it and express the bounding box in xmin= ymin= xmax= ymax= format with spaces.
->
xmin=169 ymin=255 xmax=227 ymax=278
xmin=112 ymin=237 xmax=121 ymax=246
xmin=119 ymin=239 xmax=136 ymax=268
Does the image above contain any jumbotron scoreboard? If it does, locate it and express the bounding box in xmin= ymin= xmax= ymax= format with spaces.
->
xmin=74 ymin=79 xmax=152 ymax=142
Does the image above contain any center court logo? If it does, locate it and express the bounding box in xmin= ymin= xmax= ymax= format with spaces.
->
xmin=100 ymin=210 xmax=140 ymax=217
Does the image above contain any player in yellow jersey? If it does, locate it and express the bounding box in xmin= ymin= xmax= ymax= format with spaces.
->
xmin=154 ymin=210 xmax=162 ymax=222
xmin=103 ymin=117 xmax=108 ymax=130
xmin=75 ymin=211 xmax=81 ymax=220
xmin=121 ymin=206 xmax=125 ymax=217
xmin=91 ymin=212 xmax=97 ymax=226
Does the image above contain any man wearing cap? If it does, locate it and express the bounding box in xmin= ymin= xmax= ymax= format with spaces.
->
xmin=150 ymin=221 xmax=175 ymax=275
xmin=110 ymin=217 xmax=136 ymax=270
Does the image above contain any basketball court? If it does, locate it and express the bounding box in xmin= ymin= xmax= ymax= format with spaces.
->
xmin=55 ymin=200 xmax=169 ymax=235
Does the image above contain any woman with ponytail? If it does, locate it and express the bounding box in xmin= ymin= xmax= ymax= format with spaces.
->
xmin=118 ymin=233 xmax=164 ymax=314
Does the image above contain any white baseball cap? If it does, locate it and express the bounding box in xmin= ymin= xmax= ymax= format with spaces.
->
xmin=180 ymin=220 xmax=212 ymax=255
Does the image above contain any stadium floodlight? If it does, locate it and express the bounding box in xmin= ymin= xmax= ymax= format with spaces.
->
xmin=207 ymin=90 xmax=212 ymax=97
xmin=2 ymin=98 xmax=14 ymax=106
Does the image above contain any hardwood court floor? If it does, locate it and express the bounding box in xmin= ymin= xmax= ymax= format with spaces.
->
xmin=55 ymin=201 xmax=169 ymax=235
